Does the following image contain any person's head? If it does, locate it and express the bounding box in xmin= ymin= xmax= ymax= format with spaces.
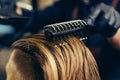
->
xmin=6 ymin=34 xmax=100 ymax=80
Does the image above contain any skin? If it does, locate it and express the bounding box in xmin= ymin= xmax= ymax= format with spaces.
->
xmin=108 ymin=28 xmax=120 ymax=49
xmin=6 ymin=49 xmax=36 ymax=80
xmin=6 ymin=50 xmax=20 ymax=80
xmin=38 ymin=0 xmax=59 ymax=10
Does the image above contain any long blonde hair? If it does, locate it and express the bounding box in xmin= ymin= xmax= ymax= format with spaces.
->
xmin=6 ymin=34 xmax=100 ymax=80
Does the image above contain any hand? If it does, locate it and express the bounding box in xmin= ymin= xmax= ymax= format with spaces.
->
xmin=88 ymin=3 xmax=120 ymax=37
xmin=99 ymin=3 xmax=120 ymax=29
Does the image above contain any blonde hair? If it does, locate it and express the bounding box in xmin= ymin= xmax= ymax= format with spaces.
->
xmin=6 ymin=34 xmax=100 ymax=80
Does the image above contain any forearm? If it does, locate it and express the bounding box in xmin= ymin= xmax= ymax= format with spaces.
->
xmin=89 ymin=3 xmax=120 ymax=50
xmin=108 ymin=28 xmax=120 ymax=50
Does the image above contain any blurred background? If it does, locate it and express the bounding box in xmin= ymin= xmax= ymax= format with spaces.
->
xmin=0 ymin=0 xmax=120 ymax=80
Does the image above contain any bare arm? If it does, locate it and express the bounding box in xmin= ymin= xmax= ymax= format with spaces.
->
xmin=108 ymin=28 xmax=120 ymax=50
xmin=90 ymin=3 xmax=120 ymax=49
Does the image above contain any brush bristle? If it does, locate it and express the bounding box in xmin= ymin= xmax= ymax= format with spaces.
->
xmin=44 ymin=19 xmax=89 ymax=42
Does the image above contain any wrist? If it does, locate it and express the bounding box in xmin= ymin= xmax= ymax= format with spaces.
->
xmin=108 ymin=28 xmax=120 ymax=49
xmin=95 ymin=16 xmax=118 ymax=37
